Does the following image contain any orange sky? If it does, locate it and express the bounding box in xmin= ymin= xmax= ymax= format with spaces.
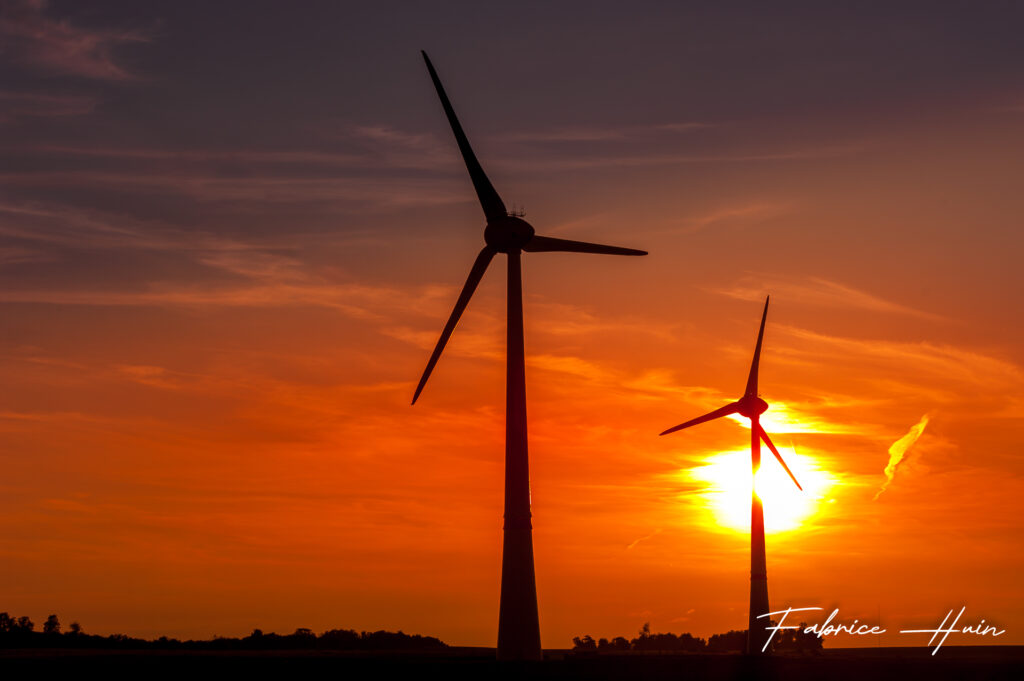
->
xmin=1 ymin=1 xmax=1023 ymax=649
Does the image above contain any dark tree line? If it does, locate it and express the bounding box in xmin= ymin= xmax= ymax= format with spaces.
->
xmin=573 ymin=622 xmax=823 ymax=655
xmin=0 ymin=612 xmax=446 ymax=651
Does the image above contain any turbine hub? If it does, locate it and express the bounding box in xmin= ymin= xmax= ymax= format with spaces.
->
xmin=485 ymin=215 xmax=535 ymax=253
xmin=737 ymin=395 xmax=768 ymax=418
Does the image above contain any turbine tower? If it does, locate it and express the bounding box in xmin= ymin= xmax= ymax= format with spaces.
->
xmin=412 ymin=51 xmax=647 ymax=661
xmin=659 ymin=296 xmax=801 ymax=655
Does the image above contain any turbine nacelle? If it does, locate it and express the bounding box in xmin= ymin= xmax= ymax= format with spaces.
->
xmin=737 ymin=395 xmax=768 ymax=418
xmin=485 ymin=215 xmax=536 ymax=253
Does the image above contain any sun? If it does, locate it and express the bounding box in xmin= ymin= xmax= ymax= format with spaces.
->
xmin=686 ymin=445 xmax=836 ymax=534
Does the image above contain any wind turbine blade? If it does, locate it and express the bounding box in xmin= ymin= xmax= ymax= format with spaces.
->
xmin=412 ymin=246 xmax=496 ymax=404
xmin=744 ymin=296 xmax=770 ymax=397
xmin=523 ymin=235 xmax=647 ymax=256
xmin=421 ymin=51 xmax=507 ymax=223
xmin=660 ymin=402 xmax=741 ymax=436
xmin=757 ymin=424 xmax=803 ymax=491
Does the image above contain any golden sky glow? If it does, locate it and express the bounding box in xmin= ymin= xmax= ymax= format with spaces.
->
xmin=1 ymin=0 xmax=1023 ymax=652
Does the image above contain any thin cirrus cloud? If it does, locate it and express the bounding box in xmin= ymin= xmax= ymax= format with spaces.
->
xmin=0 ymin=244 xmax=47 ymax=264
xmin=0 ymin=200 xmax=213 ymax=251
xmin=0 ymin=281 xmax=457 ymax=323
xmin=497 ymin=141 xmax=867 ymax=173
xmin=358 ymin=123 xmax=864 ymax=173
xmin=2 ymin=124 xmax=863 ymax=222
xmin=640 ymin=201 xmax=796 ymax=237
xmin=713 ymin=275 xmax=945 ymax=321
xmin=0 ymin=91 xmax=96 ymax=122
xmin=12 ymin=127 xmax=863 ymax=181
xmin=0 ymin=0 xmax=148 ymax=80
xmin=498 ymin=121 xmax=712 ymax=143
xmin=778 ymin=325 xmax=1024 ymax=393
xmin=368 ymin=117 xmax=866 ymax=172
xmin=25 ymin=145 xmax=369 ymax=166
xmin=0 ymin=170 xmax=470 ymax=208
xmin=25 ymin=123 xmax=454 ymax=170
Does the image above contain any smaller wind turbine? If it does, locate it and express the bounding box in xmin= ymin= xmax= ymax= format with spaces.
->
xmin=659 ymin=296 xmax=801 ymax=655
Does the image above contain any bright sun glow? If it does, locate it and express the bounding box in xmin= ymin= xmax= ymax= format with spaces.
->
xmin=686 ymin=446 xmax=836 ymax=534
xmin=725 ymin=402 xmax=854 ymax=435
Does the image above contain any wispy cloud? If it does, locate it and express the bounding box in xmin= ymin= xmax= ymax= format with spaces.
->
xmin=874 ymin=414 xmax=930 ymax=500
xmin=779 ymin=326 xmax=1024 ymax=391
xmin=0 ymin=281 xmax=455 ymax=321
xmin=0 ymin=200 xmax=207 ymax=251
xmin=621 ymin=370 xmax=725 ymax=403
xmin=501 ymin=121 xmax=711 ymax=143
xmin=626 ymin=528 xmax=662 ymax=550
xmin=527 ymin=353 xmax=611 ymax=382
xmin=383 ymin=324 xmax=503 ymax=364
xmin=116 ymin=364 xmax=184 ymax=390
xmin=500 ymin=142 xmax=866 ymax=172
xmin=685 ymin=202 xmax=793 ymax=232
xmin=17 ymin=123 xmax=454 ymax=171
xmin=0 ymin=244 xmax=48 ymax=264
xmin=0 ymin=90 xmax=96 ymax=123
xmin=714 ymin=276 xmax=944 ymax=320
xmin=347 ymin=124 xmax=452 ymax=168
xmin=0 ymin=171 xmax=468 ymax=208
xmin=0 ymin=0 xmax=148 ymax=80
xmin=529 ymin=302 xmax=678 ymax=342
xmin=24 ymin=145 xmax=367 ymax=165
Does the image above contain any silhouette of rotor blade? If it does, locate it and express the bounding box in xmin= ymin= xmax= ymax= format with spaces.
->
xmin=744 ymin=296 xmax=770 ymax=397
xmin=660 ymin=402 xmax=741 ymax=436
xmin=523 ymin=235 xmax=647 ymax=256
xmin=421 ymin=51 xmax=507 ymax=223
xmin=757 ymin=424 xmax=803 ymax=491
xmin=412 ymin=246 xmax=496 ymax=404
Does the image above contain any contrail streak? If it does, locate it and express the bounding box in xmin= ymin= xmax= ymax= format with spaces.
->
xmin=626 ymin=529 xmax=662 ymax=550
xmin=874 ymin=414 xmax=930 ymax=500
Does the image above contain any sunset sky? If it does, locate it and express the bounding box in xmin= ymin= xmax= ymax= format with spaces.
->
xmin=2 ymin=1 xmax=1023 ymax=648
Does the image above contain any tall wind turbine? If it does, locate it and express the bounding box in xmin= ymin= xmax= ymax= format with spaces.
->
xmin=412 ymin=51 xmax=647 ymax=661
xmin=659 ymin=297 xmax=801 ymax=655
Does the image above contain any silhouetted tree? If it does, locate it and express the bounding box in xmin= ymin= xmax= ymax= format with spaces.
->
xmin=674 ymin=632 xmax=705 ymax=652
xmin=0 ymin=611 xmax=446 ymax=651
xmin=319 ymin=628 xmax=360 ymax=649
xmin=773 ymin=622 xmax=823 ymax=655
xmin=630 ymin=629 xmax=706 ymax=652
xmin=572 ymin=635 xmax=597 ymax=651
xmin=358 ymin=629 xmax=444 ymax=651
xmin=608 ymin=636 xmax=631 ymax=651
xmin=706 ymin=629 xmax=746 ymax=653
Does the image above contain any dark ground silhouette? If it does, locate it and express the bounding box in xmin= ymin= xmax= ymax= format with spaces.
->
xmin=0 ymin=611 xmax=444 ymax=651
xmin=3 ymin=612 xmax=1021 ymax=679
xmin=572 ymin=622 xmax=822 ymax=654
xmin=1 ymin=646 xmax=1022 ymax=681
